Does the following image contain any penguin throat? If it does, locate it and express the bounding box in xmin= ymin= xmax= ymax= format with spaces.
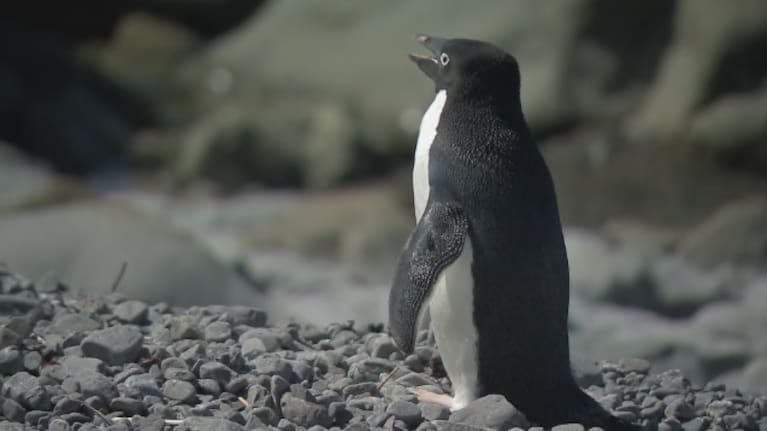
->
xmin=413 ymin=90 xmax=448 ymax=220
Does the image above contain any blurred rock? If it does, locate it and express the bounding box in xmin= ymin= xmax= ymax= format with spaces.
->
xmin=687 ymin=84 xmax=767 ymax=172
xmin=601 ymin=219 xmax=680 ymax=255
xmin=178 ymin=0 xmax=675 ymax=189
xmin=625 ymin=0 xmax=767 ymax=144
xmin=677 ymin=196 xmax=767 ymax=267
xmin=0 ymin=202 xmax=259 ymax=306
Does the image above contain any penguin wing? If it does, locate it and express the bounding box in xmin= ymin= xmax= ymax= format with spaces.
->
xmin=388 ymin=199 xmax=468 ymax=353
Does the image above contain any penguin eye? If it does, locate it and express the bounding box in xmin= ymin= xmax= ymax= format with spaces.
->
xmin=439 ymin=53 xmax=450 ymax=66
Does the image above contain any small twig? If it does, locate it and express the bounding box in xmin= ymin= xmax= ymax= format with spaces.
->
xmin=111 ymin=262 xmax=128 ymax=293
xmin=376 ymin=366 xmax=400 ymax=392
xmin=83 ymin=402 xmax=112 ymax=424
xmin=238 ymin=396 xmax=250 ymax=407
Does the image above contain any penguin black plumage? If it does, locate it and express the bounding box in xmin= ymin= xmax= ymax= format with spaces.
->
xmin=388 ymin=35 xmax=640 ymax=430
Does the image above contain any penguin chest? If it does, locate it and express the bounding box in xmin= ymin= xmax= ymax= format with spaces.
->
xmin=413 ymin=90 xmax=447 ymax=220
xmin=429 ymin=238 xmax=480 ymax=410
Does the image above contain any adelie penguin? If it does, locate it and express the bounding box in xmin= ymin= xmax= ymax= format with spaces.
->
xmin=388 ymin=35 xmax=640 ymax=430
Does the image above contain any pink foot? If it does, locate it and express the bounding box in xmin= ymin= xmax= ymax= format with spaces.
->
xmin=411 ymin=388 xmax=454 ymax=409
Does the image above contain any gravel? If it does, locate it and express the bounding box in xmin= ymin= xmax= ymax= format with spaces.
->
xmin=0 ymin=269 xmax=766 ymax=430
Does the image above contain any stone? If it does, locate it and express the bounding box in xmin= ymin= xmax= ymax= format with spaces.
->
xmin=162 ymin=379 xmax=198 ymax=404
xmin=2 ymin=398 xmax=26 ymax=422
xmin=113 ymin=300 xmax=149 ymax=324
xmin=280 ymin=393 xmax=333 ymax=428
xmin=371 ymin=335 xmax=399 ymax=359
xmin=419 ymin=402 xmax=450 ymax=421
xmin=1 ymin=372 xmax=50 ymax=410
xmin=198 ymin=361 xmax=234 ymax=385
xmin=80 ymin=325 xmax=143 ymax=365
xmin=551 ymin=425 xmax=585 ymax=431
xmin=197 ymin=379 xmax=222 ymax=396
xmin=59 ymin=356 xmax=108 ymax=377
xmin=180 ymin=417 xmax=246 ymax=431
xmin=449 ymin=395 xmax=529 ymax=429
xmin=48 ymin=313 xmax=100 ymax=336
xmin=74 ymin=371 xmax=118 ymax=402
xmin=386 ymin=400 xmax=422 ymax=427
xmin=0 ymin=346 xmax=23 ymax=375
xmin=109 ymin=397 xmax=147 ymax=416
xmin=665 ymin=399 xmax=696 ymax=422
xmin=204 ymin=321 xmax=232 ymax=342
xmin=171 ymin=315 xmax=203 ymax=340
xmin=253 ymin=354 xmax=292 ymax=379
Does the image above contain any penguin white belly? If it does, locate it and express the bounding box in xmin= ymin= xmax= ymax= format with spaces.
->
xmin=413 ymin=90 xmax=447 ymax=221
xmin=429 ymin=238 xmax=479 ymax=410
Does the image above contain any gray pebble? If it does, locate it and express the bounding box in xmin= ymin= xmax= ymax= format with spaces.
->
xmin=665 ymin=399 xmax=695 ymax=421
xmin=113 ymin=300 xmax=149 ymax=324
xmin=171 ymin=315 xmax=203 ymax=340
xmin=449 ymin=395 xmax=529 ymax=429
xmin=281 ymin=393 xmax=333 ymax=428
xmin=22 ymin=351 xmax=41 ymax=372
xmin=619 ymin=357 xmax=651 ymax=374
xmin=197 ymin=378 xmax=222 ymax=396
xmin=681 ymin=417 xmax=709 ymax=431
xmin=205 ymin=321 xmax=232 ymax=343
xmin=109 ymin=397 xmax=147 ymax=415
xmin=162 ymin=379 xmax=198 ymax=404
xmin=48 ymin=313 xmax=100 ymax=336
xmin=1 ymin=372 xmax=51 ymax=410
xmin=0 ymin=346 xmax=23 ymax=375
xmin=551 ymin=425 xmax=585 ymax=431
xmin=342 ymin=382 xmax=378 ymax=398
xmin=80 ymin=325 xmax=143 ymax=366
xmin=254 ymin=354 xmax=293 ymax=380
xmin=659 ymin=418 xmax=682 ymax=431
xmin=48 ymin=418 xmax=71 ymax=431
xmin=2 ymin=397 xmax=26 ymax=422
xmin=386 ymin=400 xmax=422 ymax=427
xmin=251 ymin=406 xmax=279 ymax=426
xmin=419 ymin=402 xmax=450 ymax=421
xmin=53 ymin=397 xmax=81 ymax=415
xmin=431 ymin=420 xmax=491 ymax=431
xmin=74 ymin=371 xmax=118 ymax=402
xmin=371 ymin=336 xmax=398 ymax=359
xmin=180 ymin=416 xmax=246 ymax=431
xmin=124 ymin=373 xmax=162 ymax=397
xmin=164 ymin=367 xmax=195 ymax=381
xmin=220 ymin=306 xmax=267 ymax=328
xmin=199 ymin=361 xmax=234 ymax=385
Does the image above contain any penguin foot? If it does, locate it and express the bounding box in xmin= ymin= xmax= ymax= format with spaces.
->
xmin=411 ymin=388 xmax=455 ymax=409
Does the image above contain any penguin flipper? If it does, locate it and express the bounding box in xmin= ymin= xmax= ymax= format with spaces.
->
xmin=388 ymin=200 xmax=468 ymax=353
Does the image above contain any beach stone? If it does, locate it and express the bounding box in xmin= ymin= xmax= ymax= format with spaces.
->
xmin=253 ymin=354 xmax=292 ymax=379
xmin=113 ymin=300 xmax=148 ymax=324
xmin=80 ymin=325 xmax=143 ymax=365
xmin=281 ymin=393 xmax=333 ymax=428
xmin=2 ymin=398 xmax=26 ymax=422
xmin=48 ymin=313 xmax=100 ymax=335
xmin=204 ymin=321 xmax=232 ymax=342
xmin=0 ymin=346 xmax=23 ymax=375
xmin=449 ymin=395 xmax=529 ymax=429
xmin=420 ymin=402 xmax=450 ymax=421
xmin=163 ymin=379 xmax=198 ymax=404
xmin=109 ymin=397 xmax=147 ymax=416
xmin=199 ymin=361 xmax=234 ymax=385
xmin=1 ymin=372 xmax=50 ymax=410
xmin=386 ymin=400 xmax=422 ymax=427
xmin=74 ymin=371 xmax=118 ymax=402
xmin=181 ymin=416 xmax=246 ymax=431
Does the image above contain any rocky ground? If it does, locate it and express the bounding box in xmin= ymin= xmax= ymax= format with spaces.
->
xmin=1 ymin=268 xmax=766 ymax=431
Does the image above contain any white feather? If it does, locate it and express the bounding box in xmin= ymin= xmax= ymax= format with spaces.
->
xmin=412 ymin=89 xmax=480 ymax=410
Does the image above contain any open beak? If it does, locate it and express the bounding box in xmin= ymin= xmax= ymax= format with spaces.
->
xmin=408 ymin=34 xmax=446 ymax=80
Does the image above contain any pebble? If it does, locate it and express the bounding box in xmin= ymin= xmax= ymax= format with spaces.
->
xmin=205 ymin=321 xmax=233 ymax=342
xmin=80 ymin=325 xmax=143 ymax=365
xmin=112 ymin=300 xmax=148 ymax=324
xmin=386 ymin=400 xmax=423 ymax=427
xmin=1 ymin=372 xmax=51 ymax=410
xmin=109 ymin=397 xmax=147 ymax=415
xmin=0 ymin=346 xmax=23 ymax=374
xmin=419 ymin=402 xmax=450 ymax=421
xmin=162 ymin=379 xmax=198 ymax=403
xmin=449 ymin=395 xmax=529 ymax=429
xmin=2 ymin=397 xmax=26 ymax=422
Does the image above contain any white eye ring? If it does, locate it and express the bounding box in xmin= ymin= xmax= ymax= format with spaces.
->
xmin=439 ymin=53 xmax=450 ymax=66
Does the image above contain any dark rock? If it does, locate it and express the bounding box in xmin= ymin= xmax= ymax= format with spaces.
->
xmin=0 ymin=346 xmax=23 ymax=375
xmin=342 ymin=382 xmax=378 ymax=398
xmin=48 ymin=419 xmax=71 ymax=431
xmin=2 ymin=397 xmax=26 ymax=422
xmin=619 ymin=357 xmax=651 ymax=375
xmin=1 ymin=371 xmax=51 ymax=410
xmin=225 ymin=375 xmax=249 ymax=394
xmin=123 ymin=373 xmax=162 ymax=397
xmin=370 ymin=336 xmax=398 ymax=359
xmin=113 ymin=300 xmax=149 ymax=324
xmin=681 ymin=417 xmax=709 ymax=431
xmin=551 ymin=425 xmax=585 ymax=431
xmin=204 ymin=321 xmax=232 ymax=342
xmin=59 ymin=356 xmax=108 ymax=376
xmin=0 ymin=327 xmax=20 ymax=349
xmin=281 ymin=393 xmax=333 ymax=428
xmin=197 ymin=378 xmax=222 ymax=396
xmin=250 ymin=406 xmax=279 ymax=426
xmin=80 ymin=325 xmax=143 ymax=365
xmin=385 ymin=400 xmax=422 ymax=427
xmin=74 ymin=371 xmax=118 ymax=402
xmin=199 ymin=361 xmax=234 ymax=386
xmin=253 ymin=354 xmax=292 ymax=379
xmin=432 ymin=420 xmax=492 ymax=431
xmin=109 ymin=397 xmax=147 ymax=416
xmin=48 ymin=313 xmax=100 ymax=335
xmin=419 ymin=402 xmax=450 ymax=421
xmin=449 ymin=395 xmax=528 ymax=429
xmin=665 ymin=399 xmax=695 ymax=421
xmin=184 ymin=416 xmax=245 ymax=431
xmin=22 ymin=351 xmax=41 ymax=372
xmin=171 ymin=315 xmax=203 ymax=340
xmin=53 ymin=397 xmax=81 ymax=415
xmin=162 ymin=379 xmax=198 ymax=404
xmin=220 ymin=306 xmax=267 ymax=328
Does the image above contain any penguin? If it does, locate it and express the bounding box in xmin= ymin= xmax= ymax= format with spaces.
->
xmin=388 ymin=34 xmax=639 ymax=430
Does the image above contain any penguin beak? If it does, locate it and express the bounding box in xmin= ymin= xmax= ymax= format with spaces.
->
xmin=408 ymin=34 xmax=445 ymax=80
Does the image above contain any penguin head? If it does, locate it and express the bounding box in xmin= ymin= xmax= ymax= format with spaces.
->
xmin=409 ymin=34 xmax=521 ymax=97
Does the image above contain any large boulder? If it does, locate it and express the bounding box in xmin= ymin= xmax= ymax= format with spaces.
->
xmin=0 ymin=202 xmax=257 ymax=306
